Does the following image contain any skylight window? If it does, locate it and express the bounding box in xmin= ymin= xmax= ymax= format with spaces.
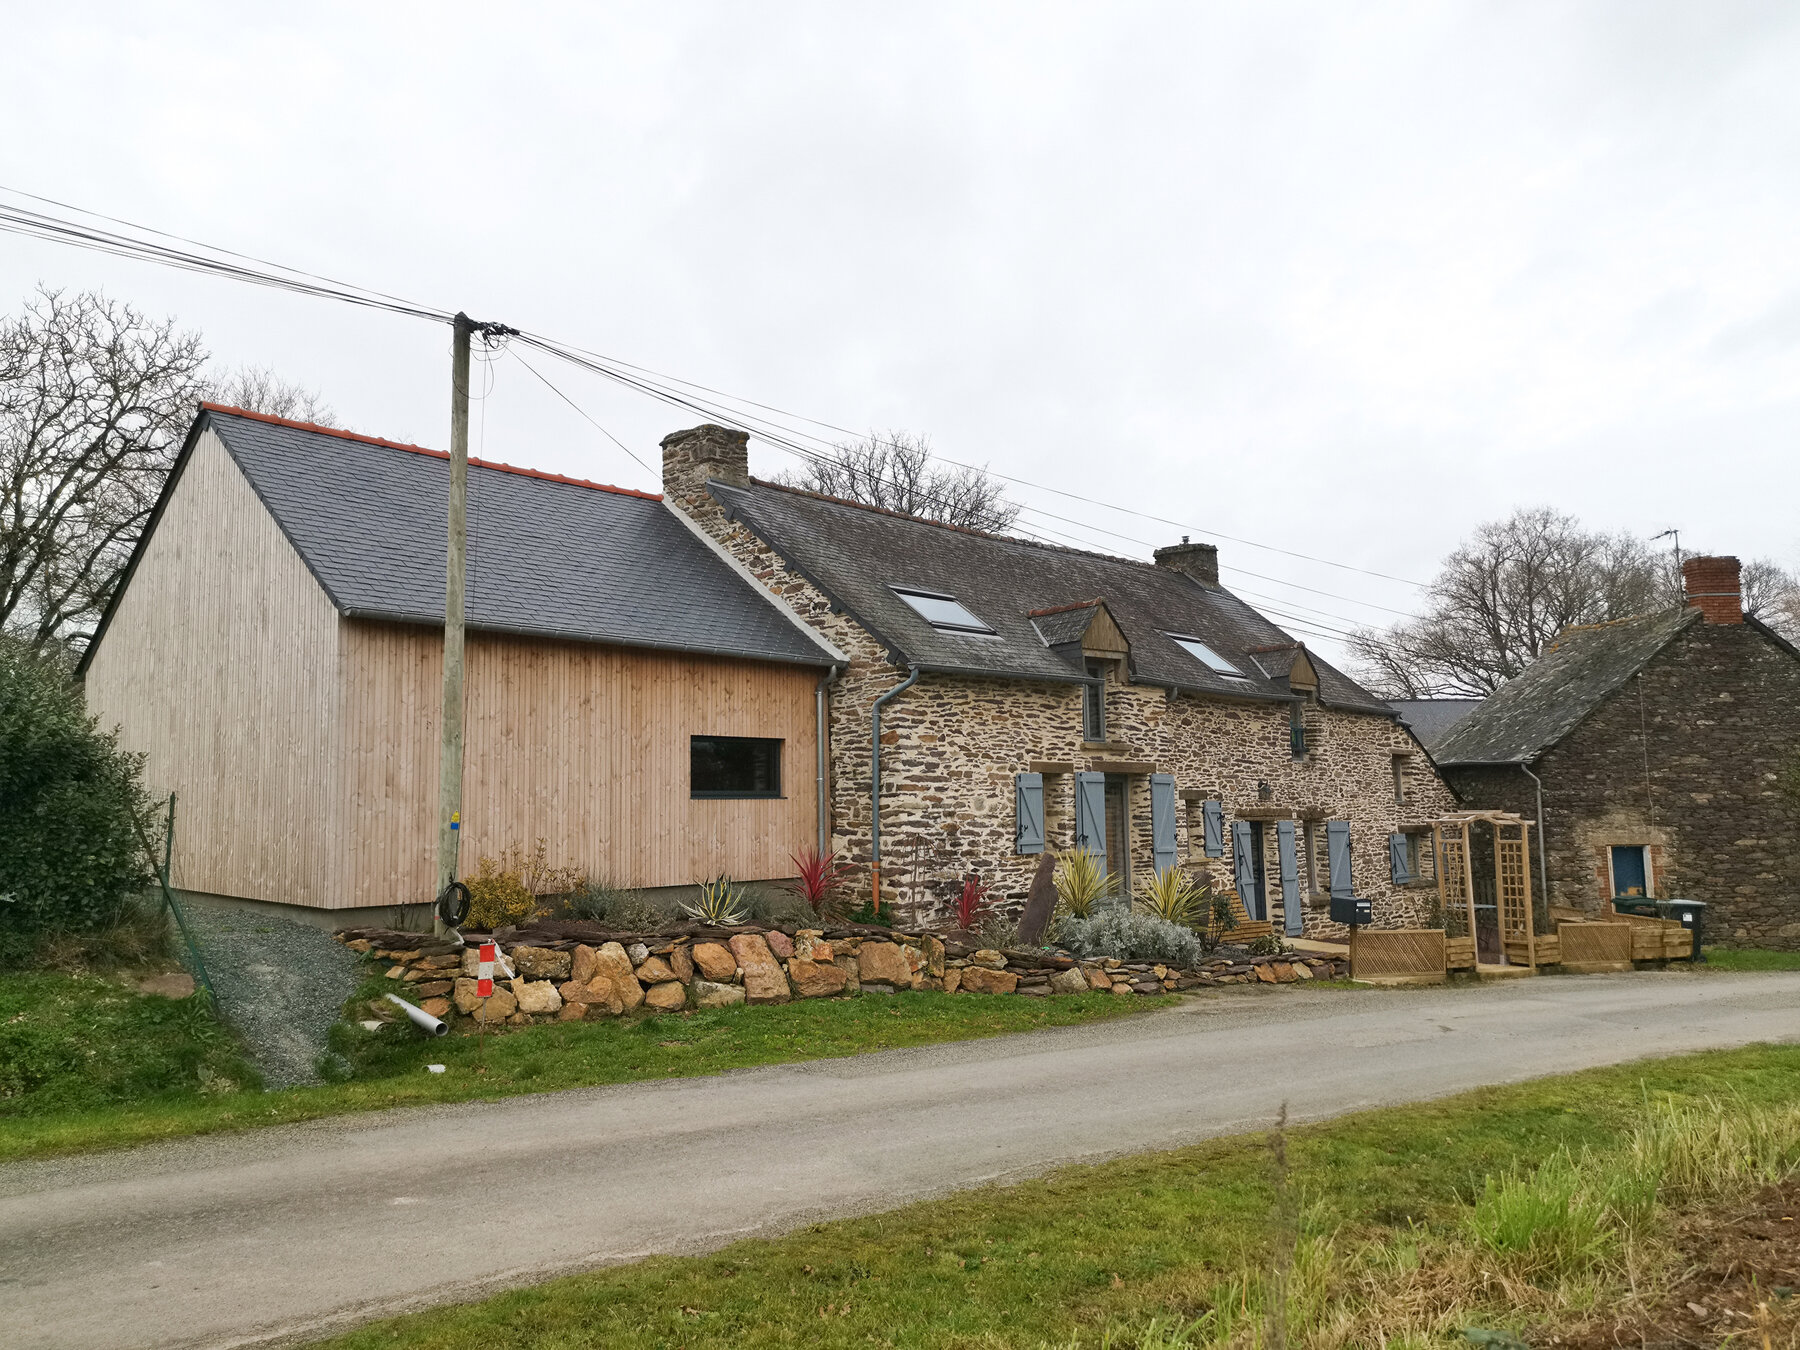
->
xmin=1167 ymin=633 xmax=1249 ymax=679
xmin=892 ymin=587 xmax=996 ymax=634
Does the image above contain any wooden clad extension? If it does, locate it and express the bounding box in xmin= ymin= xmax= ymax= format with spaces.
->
xmin=81 ymin=426 xmax=820 ymax=912
xmin=340 ymin=622 xmax=819 ymax=909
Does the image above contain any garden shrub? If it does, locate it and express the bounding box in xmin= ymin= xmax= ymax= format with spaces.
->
xmin=1057 ymin=907 xmax=1204 ymax=967
xmin=464 ymin=839 xmax=586 ymax=929
xmin=0 ymin=642 xmax=151 ymax=965
xmin=567 ymin=880 xmax=664 ymax=928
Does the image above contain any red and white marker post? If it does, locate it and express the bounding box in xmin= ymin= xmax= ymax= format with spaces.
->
xmin=476 ymin=941 xmax=497 ymax=1063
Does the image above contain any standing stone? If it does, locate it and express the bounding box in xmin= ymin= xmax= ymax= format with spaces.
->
xmin=511 ymin=978 xmax=563 ymax=1015
xmin=857 ymin=941 xmax=912 ymax=987
xmin=692 ymin=942 xmax=738 ymax=983
xmin=787 ymin=958 xmax=849 ymax=998
xmin=644 ymin=981 xmax=688 ymax=1010
xmin=728 ymin=933 xmax=791 ymax=1004
xmin=958 ymin=966 xmax=1020 ymax=995
xmin=669 ymin=944 xmax=695 ymax=984
xmin=1049 ymin=967 xmax=1089 ymax=996
xmin=765 ymin=930 xmax=794 ymax=960
xmin=693 ymin=979 xmax=746 ymax=1009
xmin=1016 ymin=852 xmax=1059 ymax=945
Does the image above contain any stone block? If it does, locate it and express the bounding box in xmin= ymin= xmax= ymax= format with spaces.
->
xmin=692 ymin=942 xmax=738 ymax=983
xmin=921 ymin=935 xmax=946 ymax=977
xmin=511 ymin=978 xmax=562 ymax=1015
xmin=970 ymin=949 xmax=1008 ymax=969
xmin=634 ymin=956 xmax=678 ymax=985
xmin=472 ymin=988 xmax=517 ymax=1022
xmin=957 ymin=966 xmax=1020 ymax=995
xmin=693 ymin=979 xmax=745 ymax=1009
xmin=833 ymin=952 xmax=862 ymax=993
xmin=787 ymin=957 xmax=849 ymax=998
xmin=728 ymin=934 xmax=791 ymax=1004
xmin=1049 ymin=967 xmax=1089 ymax=996
xmin=512 ymin=946 xmax=572 ymax=981
xmin=943 ymin=967 xmax=963 ymax=993
xmin=419 ymin=997 xmax=452 ymax=1019
xmin=765 ymin=930 xmax=794 ymax=960
xmin=669 ymin=944 xmax=695 ymax=983
xmin=413 ymin=980 xmax=453 ymax=998
xmin=644 ymin=981 xmax=688 ymax=1010
xmin=1083 ymin=965 xmax=1113 ymax=991
xmin=857 ymin=941 xmax=912 ymax=987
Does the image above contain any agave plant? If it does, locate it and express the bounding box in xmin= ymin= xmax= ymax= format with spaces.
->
xmin=681 ymin=875 xmax=749 ymax=926
xmin=1137 ymin=865 xmax=1207 ymax=927
xmin=1054 ymin=849 xmax=1117 ymax=919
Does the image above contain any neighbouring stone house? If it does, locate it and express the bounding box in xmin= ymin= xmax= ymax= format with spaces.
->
xmin=1431 ymin=556 xmax=1800 ymax=948
xmin=659 ymin=423 xmax=1458 ymax=934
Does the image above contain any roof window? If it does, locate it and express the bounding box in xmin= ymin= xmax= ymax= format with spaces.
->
xmin=892 ymin=587 xmax=996 ymax=635
xmin=1167 ymin=633 xmax=1249 ymax=679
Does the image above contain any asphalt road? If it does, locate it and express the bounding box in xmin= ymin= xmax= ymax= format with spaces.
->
xmin=7 ymin=971 xmax=1800 ymax=1350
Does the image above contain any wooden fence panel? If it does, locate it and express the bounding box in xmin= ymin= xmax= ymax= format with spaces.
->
xmin=1352 ymin=928 xmax=1447 ymax=984
xmin=1558 ymin=922 xmax=1634 ymax=970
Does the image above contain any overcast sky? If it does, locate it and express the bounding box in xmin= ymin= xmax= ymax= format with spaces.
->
xmin=5 ymin=2 xmax=1798 ymax=665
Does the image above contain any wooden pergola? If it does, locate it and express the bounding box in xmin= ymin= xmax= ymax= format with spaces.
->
xmin=1431 ymin=810 xmax=1539 ymax=968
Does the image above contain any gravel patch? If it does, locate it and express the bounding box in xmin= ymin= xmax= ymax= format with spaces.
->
xmin=177 ymin=898 xmax=362 ymax=1089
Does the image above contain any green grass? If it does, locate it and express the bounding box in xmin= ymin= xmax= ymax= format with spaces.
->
xmin=1703 ymin=947 xmax=1800 ymax=971
xmin=313 ymin=1043 xmax=1800 ymax=1350
xmin=0 ymin=981 xmax=1166 ymax=1162
xmin=0 ymin=972 xmax=259 ymax=1117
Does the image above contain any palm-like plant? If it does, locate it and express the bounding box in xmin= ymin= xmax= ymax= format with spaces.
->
xmin=786 ymin=846 xmax=851 ymax=920
xmin=1054 ymin=849 xmax=1117 ymax=919
xmin=1137 ymin=865 xmax=1207 ymax=927
xmin=681 ymin=875 xmax=749 ymax=926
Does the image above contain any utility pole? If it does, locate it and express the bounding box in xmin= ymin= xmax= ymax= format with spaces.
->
xmin=435 ymin=312 xmax=474 ymax=934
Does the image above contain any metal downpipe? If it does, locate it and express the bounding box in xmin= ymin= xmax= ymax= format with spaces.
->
xmin=1520 ymin=761 xmax=1550 ymax=908
xmin=870 ymin=665 xmax=921 ymax=912
xmin=815 ymin=664 xmax=841 ymax=858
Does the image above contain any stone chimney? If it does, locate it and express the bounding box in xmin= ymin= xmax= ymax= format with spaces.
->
xmin=1682 ymin=554 xmax=1744 ymax=625
xmin=660 ymin=424 xmax=750 ymax=510
xmin=1153 ymin=535 xmax=1220 ymax=588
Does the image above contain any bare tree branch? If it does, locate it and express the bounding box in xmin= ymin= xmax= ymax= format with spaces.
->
xmin=772 ymin=429 xmax=1021 ymax=534
xmin=206 ymin=364 xmax=335 ymax=425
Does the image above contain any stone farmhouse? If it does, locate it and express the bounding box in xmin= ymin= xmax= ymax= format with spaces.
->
xmin=660 ymin=423 xmax=1458 ymax=934
xmin=79 ymin=406 xmax=843 ymax=926
xmin=1431 ymin=556 xmax=1800 ymax=948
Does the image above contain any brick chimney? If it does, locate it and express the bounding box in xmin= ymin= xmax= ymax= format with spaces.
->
xmin=661 ymin=424 xmax=750 ymax=511
xmin=1154 ymin=535 xmax=1220 ymax=588
xmin=1681 ymin=554 xmax=1744 ymax=625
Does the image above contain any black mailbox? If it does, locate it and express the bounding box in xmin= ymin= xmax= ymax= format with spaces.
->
xmin=1330 ymin=894 xmax=1372 ymax=926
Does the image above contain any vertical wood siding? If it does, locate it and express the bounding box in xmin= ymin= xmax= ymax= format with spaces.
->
xmin=339 ymin=621 xmax=819 ymax=909
xmin=82 ymin=429 xmax=343 ymax=906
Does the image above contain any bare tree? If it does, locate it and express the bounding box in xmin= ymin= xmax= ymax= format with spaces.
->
xmin=775 ymin=430 xmax=1021 ymax=533
xmin=1350 ymin=508 xmax=1668 ymax=697
xmin=1741 ymin=557 xmax=1800 ymax=642
xmin=207 ymin=364 xmax=335 ymax=425
xmin=0 ymin=288 xmax=208 ymax=652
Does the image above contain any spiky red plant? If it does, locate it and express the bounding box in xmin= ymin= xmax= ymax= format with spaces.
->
xmin=953 ymin=873 xmax=988 ymax=932
xmin=788 ymin=846 xmax=851 ymax=918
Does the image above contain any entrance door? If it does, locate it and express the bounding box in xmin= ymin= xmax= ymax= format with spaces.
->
xmin=1104 ymin=776 xmax=1131 ymax=898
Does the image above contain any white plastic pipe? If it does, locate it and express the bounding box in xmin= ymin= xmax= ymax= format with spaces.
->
xmin=385 ymin=993 xmax=449 ymax=1037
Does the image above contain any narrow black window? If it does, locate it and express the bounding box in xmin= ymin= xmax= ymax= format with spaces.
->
xmin=1083 ymin=662 xmax=1106 ymax=741
xmin=1289 ymin=701 xmax=1306 ymax=757
xmin=691 ymin=736 xmax=782 ymax=798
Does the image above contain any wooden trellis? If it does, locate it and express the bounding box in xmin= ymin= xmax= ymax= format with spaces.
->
xmin=1431 ymin=810 xmax=1538 ymax=968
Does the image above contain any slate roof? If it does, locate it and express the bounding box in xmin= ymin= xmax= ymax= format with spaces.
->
xmin=710 ymin=479 xmax=1393 ymax=713
xmin=1430 ymin=607 xmax=1700 ymax=765
xmin=1387 ymin=698 xmax=1487 ymax=752
xmin=84 ymin=407 xmax=835 ymax=672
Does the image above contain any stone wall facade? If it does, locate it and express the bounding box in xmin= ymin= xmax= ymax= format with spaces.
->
xmin=1444 ymin=619 xmax=1800 ymax=948
xmin=661 ymin=429 xmax=1459 ymax=935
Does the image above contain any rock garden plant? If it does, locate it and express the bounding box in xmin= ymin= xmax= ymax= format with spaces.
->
xmin=1056 ymin=907 xmax=1205 ymax=968
xmin=681 ymin=875 xmax=750 ymax=926
xmin=1053 ymin=849 xmax=1115 ymax=919
xmin=1136 ymin=865 xmax=1207 ymax=927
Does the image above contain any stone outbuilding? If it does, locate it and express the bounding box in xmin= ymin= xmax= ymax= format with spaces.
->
xmin=659 ymin=423 xmax=1457 ymax=935
xmin=1431 ymin=556 xmax=1800 ymax=947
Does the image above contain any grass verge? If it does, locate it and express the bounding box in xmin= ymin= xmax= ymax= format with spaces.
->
xmin=0 ymin=984 xmax=1165 ymax=1162
xmin=1704 ymin=947 xmax=1800 ymax=971
xmin=315 ymin=1043 xmax=1800 ymax=1350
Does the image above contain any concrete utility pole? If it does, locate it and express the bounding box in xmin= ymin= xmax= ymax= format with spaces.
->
xmin=435 ymin=312 xmax=474 ymax=933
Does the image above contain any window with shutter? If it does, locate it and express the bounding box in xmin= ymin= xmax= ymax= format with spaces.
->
xmin=1327 ymin=820 xmax=1353 ymax=900
xmin=1388 ymin=832 xmax=1412 ymax=886
xmin=1276 ymin=820 xmax=1303 ymax=936
xmin=1074 ymin=772 xmax=1107 ymax=875
xmin=1231 ymin=819 xmax=1260 ymax=919
xmin=1015 ymin=773 xmax=1045 ymax=854
xmin=1202 ymin=799 xmax=1224 ymax=858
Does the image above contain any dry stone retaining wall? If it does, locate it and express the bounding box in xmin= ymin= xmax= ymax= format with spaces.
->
xmin=340 ymin=925 xmax=1348 ymax=1028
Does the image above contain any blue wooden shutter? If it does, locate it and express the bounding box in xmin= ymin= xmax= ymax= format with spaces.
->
xmin=1231 ymin=819 xmax=1259 ymax=919
xmin=1015 ymin=773 xmax=1045 ymax=854
xmin=1202 ymin=800 xmax=1224 ymax=857
xmin=1388 ymin=832 xmax=1411 ymax=886
xmin=1074 ymin=772 xmax=1106 ymax=875
xmin=1150 ymin=774 xmax=1178 ymax=875
xmin=1327 ymin=820 xmax=1353 ymax=900
xmin=1277 ymin=820 xmax=1303 ymax=936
